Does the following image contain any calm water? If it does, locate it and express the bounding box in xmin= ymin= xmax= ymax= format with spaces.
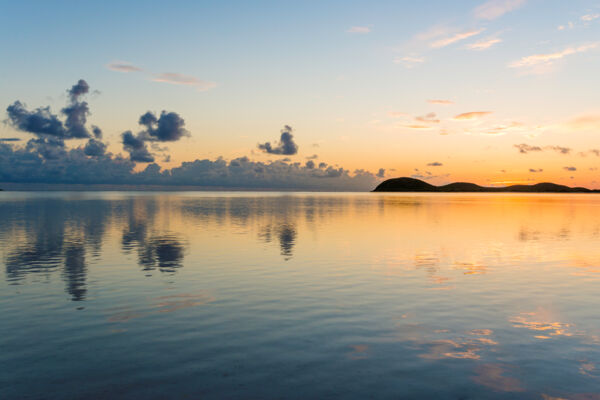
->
xmin=1 ymin=192 xmax=600 ymax=399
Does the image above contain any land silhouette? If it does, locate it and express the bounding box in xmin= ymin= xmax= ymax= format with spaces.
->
xmin=373 ymin=177 xmax=599 ymax=193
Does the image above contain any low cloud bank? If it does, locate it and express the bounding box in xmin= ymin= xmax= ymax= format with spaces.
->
xmin=0 ymin=145 xmax=380 ymax=190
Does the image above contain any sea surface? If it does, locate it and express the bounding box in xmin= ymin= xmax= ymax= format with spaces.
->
xmin=1 ymin=192 xmax=600 ymax=399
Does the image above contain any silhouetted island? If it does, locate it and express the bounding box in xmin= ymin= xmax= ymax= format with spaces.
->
xmin=373 ymin=177 xmax=599 ymax=193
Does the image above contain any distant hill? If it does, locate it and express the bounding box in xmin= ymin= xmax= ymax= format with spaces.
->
xmin=373 ymin=177 xmax=599 ymax=193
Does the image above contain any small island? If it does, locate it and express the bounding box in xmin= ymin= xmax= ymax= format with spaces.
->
xmin=373 ymin=177 xmax=599 ymax=193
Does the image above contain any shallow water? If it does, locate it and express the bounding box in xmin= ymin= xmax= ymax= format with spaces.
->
xmin=1 ymin=192 xmax=600 ymax=399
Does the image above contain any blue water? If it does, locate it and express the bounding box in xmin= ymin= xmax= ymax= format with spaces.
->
xmin=1 ymin=192 xmax=600 ymax=399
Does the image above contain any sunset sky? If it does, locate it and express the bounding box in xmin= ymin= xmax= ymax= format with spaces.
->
xmin=1 ymin=0 xmax=600 ymax=188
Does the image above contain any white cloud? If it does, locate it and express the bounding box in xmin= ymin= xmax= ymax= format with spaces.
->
xmin=430 ymin=29 xmax=484 ymax=48
xmin=393 ymin=55 xmax=425 ymax=68
xmin=509 ymin=42 xmax=599 ymax=69
xmin=467 ymin=38 xmax=502 ymax=50
xmin=581 ymin=13 xmax=600 ymax=22
xmin=473 ymin=0 xmax=527 ymax=20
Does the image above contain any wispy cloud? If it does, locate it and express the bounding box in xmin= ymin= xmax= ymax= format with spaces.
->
xmin=415 ymin=112 xmax=440 ymax=124
xmin=509 ymin=43 xmax=599 ymax=70
xmin=107 ymin=61 xmax=143 ymax=73
xmin=393 ymin=55 xmax=425 ymax=68
xmin=453 ymin=111 xmax=492 ymax=120
xmin=427 ymin=162 xmax=443 ymax=167
xmin=152 ymin=73 xmax=217 ymax=91
xmin=473 ymin=0 xmax=527 ymax=20
xmin=430 ymin=29 xmax=484 ymax=49
xmin=581 ymin=13 xmax=600 ymax=22
xmin=564 ymin=166 xmax=577 ymax=171
xmin=404 ymin=124 xmax=433 ymax=130
xmin=467 ymin=38 xmax=502 ymax=51
xmin=567 ymin=114 xmax=600 ymax=130
xmin=529 ymin=168 xmax=543 ymax=173
xmin=514 ymin=143 xmax=572 ymax=154
xmin=347 ymin=26 xmax=371 ymax=34
xmin=427 ymin=99 xmax=454 ymax=105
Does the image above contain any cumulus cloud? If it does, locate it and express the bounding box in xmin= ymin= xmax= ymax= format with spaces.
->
xmin=84 ymin=138 xmax=107 ymax=157
xmin=376 ymin=168 xmax=385 ymax=178
xmin=6 ymin=79 xmax=94 ymax=141
xmin=138 ymin=111 xmax=189 ymax=142
xmin=473 ymin=0 xmax=526 ymax=20
xmin=122 ymin=131 xmax=154 ymax=163
xmin=430 ymin=29 xmax=484 ymax=48
xmin=152 ymin=73 xmax=217 ymax=91
xmin=453 ymin=111 xmax=492 ymax=120
xmin=119 ymin=110 xmax=189 ymax=162
xmin=427 ymin=162 xmax=443 ymax=166
xmin=467 ymin=38 xmax=502 ymax=50
xmin=347 ymin=26 xmax=370 ymax=34
xmin=0 ymin=143 xmax=382 ymax=190
xmin=258 ymin=125 xmax=299 ymax=155
xmin=427 ymin=99 xmax=453 ymax=105
xmin=106 ymin=62 xmax=143 ymax=73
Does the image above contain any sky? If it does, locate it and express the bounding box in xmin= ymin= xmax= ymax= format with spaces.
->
xmin=1 ymin=0 xmax=600 ymax=189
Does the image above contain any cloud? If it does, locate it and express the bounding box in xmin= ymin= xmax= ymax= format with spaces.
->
xmin=509 ymin=43 xmax=599 ymax=69
xmin=529 ymin=168 xmax=543 ymax=173
xmin=467 ymin=38 xmax=502 ymax=51
xmin=0 ymin=142 xmax=382 ymax=190
xmin=427 ymin=162 xmax=443 ymax=166
xmin=514 ymin=143 xmax=571 ymax=154
xmin=581 ymin=14 xmax=600 ymax=22
xmin=84 ymin=138 xmax=107 ymax=157
xmin=6 ymin=79 xmax=94 ymax=140
xmin=514 ymin=143 xmax=542 ymax=154
xmin=306 ymin=154 xmax=318 ymax=160
xmin=473 ymin=0 xmax=526 ymax=20
xmin=403 ymin=124 xmax=433 ymax=130
xmin=563 ymin=166 xmax=577 ymax=171
xmin=415 ymin=112 xmax=440 ymax=124
xmin=119 ymin=110 xmax=189 ymax=162
xmin=567 ymin=114 xmax=600 ymax=130
xmin=258 ymin=125 xmax=299 ymax=155
xmin=138 ymin=111 xmax=189 ymax=142
xmin=376 ymin=168 xmax=385 ymax=178
xmin=106 ymin=62 xmax=143 ymax=73
xmin=427 ymin=99 xmax=453 ymax=105
xmin=547 ymin=145 xmax=571 ymax=154
xmin=453 ymin=111 xmax=492 ymax=120
xmin=430 ymin=29 xmax=484 ymax=49
xmin=347 ymin=26 xmax=370 ymax=34
xmin=0 ymin=138 xmax=21 ymax=142
xmin=152 ymin=73 xmax=217 ymax=91
xmin=393 ymin=56 xmax=425 ymax=68
xmin=122 ymin=131 xmax=154 ymax=163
